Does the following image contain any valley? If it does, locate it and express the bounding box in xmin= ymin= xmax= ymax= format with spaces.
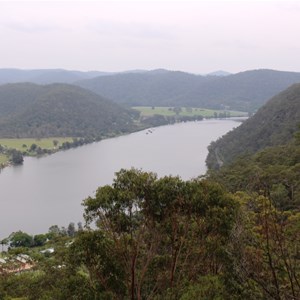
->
xmin=0 ymin=68 xmax=299 ymax=299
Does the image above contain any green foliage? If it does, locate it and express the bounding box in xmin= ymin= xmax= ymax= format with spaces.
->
xmin=70 ymin=230 xmax=127 ymax=297
xmin=134 ymin=106 xmax=246 ymax=118
xmin=79 ymin=168 xmax=239 ymax=299
xmin=33 ymin=234 xmax=47 ymax=247
xmin=67 ymin=222 xmax=76 ymax=237
xmin=205 ymin=116 xmax=300 ymax=299
xmin=226 ymin=194 xmax=300 ymax=299
xmin=179 ymin=276 xmax=226 ymax=300
xmin=209 ymin=144 xmax=300 ymax=210
xmin=0 ymin=137 xmax=72 ymax=151
xmin=0 ymin=153 xmax=8 ymax=165
xmin=8 ymin=231 xmax=33 ymax=248
xmin=0 ymin=236 xmax=95 ymax=300
xmin=10 ymin=149 xmax=24 ymax=165
xmin=207 ymin=83 xmax=300 ymax=168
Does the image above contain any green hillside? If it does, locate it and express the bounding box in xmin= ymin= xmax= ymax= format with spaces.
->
xmin=206 ymin=83 xmax=300 ymax=169
xmin=0 ymin=83 xmax=139 ymax=138
xmin=0 ymin=83 xmax=43 ymax=117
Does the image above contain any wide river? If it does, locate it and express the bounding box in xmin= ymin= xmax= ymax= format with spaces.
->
xmin=0 ymin=119 xmax=241 ymax=239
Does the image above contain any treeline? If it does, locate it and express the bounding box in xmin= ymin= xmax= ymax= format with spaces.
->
xmin=0 ymin=137 xmax=99 ymax=168
xmin=141 ymin=114 xmax=204 ymax=127
xmin=2 ymin=223 xmax=82 ymax=248
xmin=139 ymin=109 xmax=232 ymax=127
xmin=0 ymin=146 xmax=23 ymax=166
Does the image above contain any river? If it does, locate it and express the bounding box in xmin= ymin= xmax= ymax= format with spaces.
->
xmin=0 ymin=119 xmax=241 ymax=238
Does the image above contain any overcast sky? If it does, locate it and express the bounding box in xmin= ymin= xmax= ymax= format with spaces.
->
xmin=0 ymin=0 xmax=299 ymax=74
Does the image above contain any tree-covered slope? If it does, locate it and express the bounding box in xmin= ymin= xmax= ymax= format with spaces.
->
xmin=206 ymin=83 xmax=300 ymax=169
xmin=76 ymin=70 xmax=208 ymax=107
xmin=0 ymin=83 xmax=44 ymax=117
xmin=0 ymin=83 xmax=139 ymax=138
xmin=77 ymin=69 xmax=300 ymax=112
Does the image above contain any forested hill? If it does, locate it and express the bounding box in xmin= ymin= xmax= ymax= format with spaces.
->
xmin=0 ymin=83 xmax=139 ymax=138
xmin=76 ymin=69 xmax=300 ymax=112
xmin=0 ymin=68 xmax=109 ymax=84
xmin=76 ymin=70 xmax=209 ymax=107
xmin=206 ymin=83 xmax=300 ymax=169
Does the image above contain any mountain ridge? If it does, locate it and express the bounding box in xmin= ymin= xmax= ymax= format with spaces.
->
xmin=76 ymin=69 xmax=300 ymax=112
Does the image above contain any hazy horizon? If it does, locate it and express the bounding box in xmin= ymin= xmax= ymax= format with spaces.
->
xmin=1 ymin=67 xmax=299 ymax=76
xmin=1 ymin=0 xmax=300 ymax=74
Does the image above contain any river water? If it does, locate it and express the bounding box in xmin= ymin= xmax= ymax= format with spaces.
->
xmin=0 ymin=119 xmax=241 ymax=238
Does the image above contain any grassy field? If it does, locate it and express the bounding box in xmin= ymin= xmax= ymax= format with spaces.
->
xmin=0 ymin=137 xmax=73 ymax=151
xmin=0 ymin=153 xmax=9 ymax=165
xmin=133 ymin=106 xmax=248 ymax=118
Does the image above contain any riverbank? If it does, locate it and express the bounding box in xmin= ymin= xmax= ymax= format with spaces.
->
xmin=0 ymin=113 xmax=247 ymax=172
xmin=0 ymin=137 xmax=73 ymax=171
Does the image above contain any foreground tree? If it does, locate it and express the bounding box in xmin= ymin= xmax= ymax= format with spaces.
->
xmin=71 ymin=168 xmax=239 ymax=299
xmin=227 ymin=193 xmax=300 ymax=299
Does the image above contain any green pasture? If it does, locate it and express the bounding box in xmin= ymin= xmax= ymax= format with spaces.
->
xmin=133 ymin=106 xmax=248 ymax=117
xmin=0 ymin=153 xmax=9 ymax=164
xmin=0 ymin=137 xmax=73 ymax=151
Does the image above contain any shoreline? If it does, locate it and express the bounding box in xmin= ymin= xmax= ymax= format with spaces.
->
xmin=0 ymin=116 xmax=247 ymax=173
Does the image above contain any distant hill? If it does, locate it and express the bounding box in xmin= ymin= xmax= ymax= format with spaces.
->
xmin=76 ymin=70 xmax=213 ymax=107
xmin=76 ymin=69 xmax=300 ymax=112
xmin=182 ymin=69 xmax=300 ymax=112
xmin=206 ymin=83 xmax=300 ymax=169
xmin=0 ymin=83 xmax=139 ymax=138
xmin=0 ymin=69 xmax=112 ymax=85
xmin=206 ymin=70 xmax=231 ymax=76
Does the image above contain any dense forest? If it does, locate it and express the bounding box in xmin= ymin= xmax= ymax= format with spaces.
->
xmin=0 ymin=83 xmax=140 ymax=138
xmin=206 ymin=83 xmax=300 ymax=169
